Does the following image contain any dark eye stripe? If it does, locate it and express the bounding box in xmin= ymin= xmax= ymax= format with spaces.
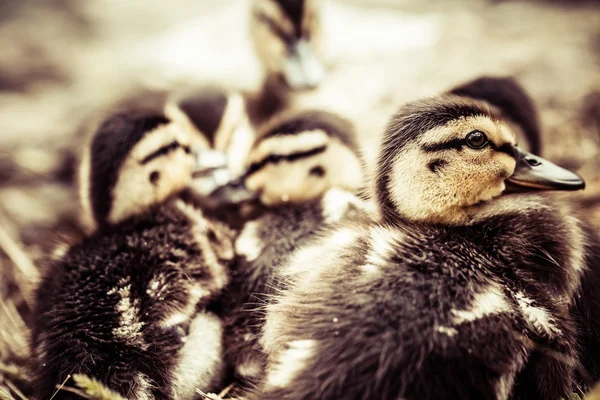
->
xmin=493 ymin=142 xmax=518 ymax=157
xmin=245 ymin=145 xmax=328 ymax=177
xmin=421 ymin=138 xmax=466 ymax=153
xmin=421 ymin=137 xmax=517 ymax=159
xmin=140 ymin=141 xmax=180 ymax=164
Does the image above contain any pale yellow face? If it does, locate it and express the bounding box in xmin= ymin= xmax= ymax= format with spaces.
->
xmin=245 ymin=129 xmax=362 ymax=205
xmin=388 ymin=115 xmax=518 ymax=224
xmin=108 ymin=123 xmax=196 ymax=225
xmin=250 ymin=0 xmax=322 ymax=80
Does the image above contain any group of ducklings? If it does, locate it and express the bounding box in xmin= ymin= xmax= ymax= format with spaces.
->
xmin=30 ymin=0 xmax=600 ymax=399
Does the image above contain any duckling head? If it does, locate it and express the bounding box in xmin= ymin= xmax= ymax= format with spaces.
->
xmin=80 ymin=111 xmax=206 ymax=229
xmin=376 ymin=96 xmax=584 ymax=225
xmin=251 ymin=0 xmax=325 ymax=90
xmin=244 ymin=110 xmax=363 ymax=205
xmin=448 ymin=76 xmax=542 ymax=155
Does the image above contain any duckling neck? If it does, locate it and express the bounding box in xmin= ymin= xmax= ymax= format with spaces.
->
xmin=247 ymin=74 xmax=290 ymax=125
xmin=387 ymin=193 xmax=584 ymax=301
xmin=378 ymin=201 xmax=471 ymax=227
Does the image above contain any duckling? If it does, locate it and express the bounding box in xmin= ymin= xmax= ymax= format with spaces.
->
xmin=244 ymin=109 xmax=363 ymax=206
xmin=251 ymin=0 xmax=324 ymax=91
xmin=448 ymin=76 xmax=542 ymax=155
xmin=216 ymin=110 xmax=371 ymax=391
xmin=247 ymin=0 xmax=325 ymax=123
xmin=32 ymin=111 xmax=235 ymax=400
xmin=258 ymin=95 xmax=587 ymax=400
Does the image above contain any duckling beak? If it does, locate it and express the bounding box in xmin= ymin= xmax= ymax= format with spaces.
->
xmin=283 ymin=40 xmax=325 ymax=90
xmin=207 ymin=177 xmax=260 ymax=205
xmin=506 ymin=148 xmax=585 ymax=191
xmin=192 ymin=149 xmax=229 ymax=178
xmin=190 ymin=148 xmax=259 ymax=205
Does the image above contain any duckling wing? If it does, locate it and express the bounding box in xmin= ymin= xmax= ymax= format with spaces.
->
xmin=259 ymin=224 xmax=533 ymax=400
xmin=32 ymin=203 xmax=232 ymax=399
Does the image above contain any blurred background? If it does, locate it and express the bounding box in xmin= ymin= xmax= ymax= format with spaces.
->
xmin=0 ymin=0 xmax=599 ymax=396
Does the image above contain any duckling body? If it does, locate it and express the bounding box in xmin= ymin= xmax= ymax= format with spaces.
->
xmin=221 ymin=188 xmax=371 ymax=388
xmin=33 ymin=112 xmax=234 ymax=399
xmin=258 ymin=96 xmax=587 ymax=400
xmin=33 ymin=200 xmax=232 ymax=400
xmin=570 ymin=226 xmax=600 ymax=389
xmin=261 ymin=196 xmax=583 ymax=400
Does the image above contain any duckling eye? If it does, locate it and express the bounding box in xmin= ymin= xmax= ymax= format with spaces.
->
xmin=182 ymin=145 xmax=192 ymax=154
xmin=149 ymin=171 xmax=160 ymax=184
xmin=309 ymin=166 xmax=326 ymax=177
xmin=465 ymin=131 xmax=488 ymax=149
xmin=206 ymin=228 xmax=218 ymax=243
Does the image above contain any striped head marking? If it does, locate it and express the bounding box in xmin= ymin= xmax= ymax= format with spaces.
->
xmin=251 ymin=0 xmax=324 ymax=90
xmin=448 ymin=76 xmax=541 ymax=155
xmin=81 ymin=112 xmax=197 ymax=228
xmin=376 ymin=96 xmax=519 ymax=224
xmin=245 ymin=110 xmax=363 ymax=205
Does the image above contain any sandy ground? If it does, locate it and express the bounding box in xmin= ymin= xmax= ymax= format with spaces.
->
xmin=0 ymin=0 xmax=599 ymax=397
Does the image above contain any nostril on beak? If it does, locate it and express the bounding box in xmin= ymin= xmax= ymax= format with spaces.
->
xmin=526 ymin=158 xmax=541 ymax=167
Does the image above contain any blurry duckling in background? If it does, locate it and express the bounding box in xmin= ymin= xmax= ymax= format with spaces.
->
xmin=247 ymin=0 xmax=326 ymax=123
xmin=33 ymin=111 xmax=235 ymax=400
xmin=244 ymin=109 xmax=363 ymax=206
xmin=217 ymin=111 xmax=372 ymax=393
xmin=163 ymin=85 xmax=260 ymax=229
xmin=252 ymin=0 xmax=324 ymax=91
xmin=258 ymin=95 xmax=588 ymax=400
xmin=71 ymin=85 xmax=257 ymax=233
xmin=448 ymin=75 xmax=542 ymax=156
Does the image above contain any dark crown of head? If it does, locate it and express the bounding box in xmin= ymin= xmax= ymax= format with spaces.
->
xmin=89 ymin=112 xmax=170 ymax=225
